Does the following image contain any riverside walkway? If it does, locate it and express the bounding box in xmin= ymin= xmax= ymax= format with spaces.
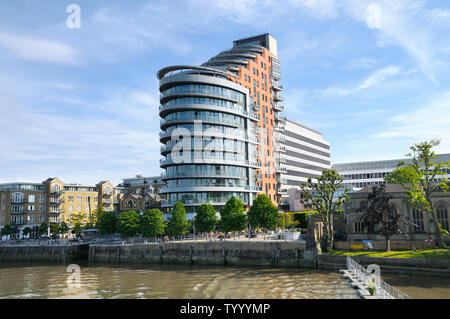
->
xmin=340 ymin=256 xmax=410 ymax=299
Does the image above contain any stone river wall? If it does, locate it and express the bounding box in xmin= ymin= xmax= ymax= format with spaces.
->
xmin=0 ymin=244 xmax=89 ymax=262
xmin=89 ymin=241 xmax=314 ymax=268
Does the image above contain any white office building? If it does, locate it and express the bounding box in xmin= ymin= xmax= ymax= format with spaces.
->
xmin=333 ymin=153 xmax=450 ymax=190
xmin=279 ymin=118 xmax=331 ymax=196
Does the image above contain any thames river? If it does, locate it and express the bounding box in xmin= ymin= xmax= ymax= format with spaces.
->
xmin=0 ymin=262 xmax=448 ymax=299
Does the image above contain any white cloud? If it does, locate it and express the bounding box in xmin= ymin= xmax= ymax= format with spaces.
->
xmin=372 ymin=91 xmax=450 ymax=152
xmin=289 ymin=0 xmax=339 ymax=18
xmin=427 ymin=8 xmax=450 ymax=27
xmin=0 ymin=76 xmax=162 ymax=185
xmin=319 ymin=65 xmax=402 ymax=96
xmin=0 ymin=31 xmax=80 ymax=65
xmin=343 ymin=0 xmax=439 ymax=84
xmin=345 ymin=57 xmax=381 ymax=69
xmin=356 ymin=65 xmax=401 ymax=90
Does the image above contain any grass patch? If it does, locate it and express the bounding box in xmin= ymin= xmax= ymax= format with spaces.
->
xmin=325 ymin=249 xmax=450 ymax=260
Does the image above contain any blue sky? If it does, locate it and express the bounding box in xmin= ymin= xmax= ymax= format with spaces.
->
xmin=1 ymin=0 xmax=450 ymax=185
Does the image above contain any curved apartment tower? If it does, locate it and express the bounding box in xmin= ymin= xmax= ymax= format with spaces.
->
xmin=157 ymin=34 xmax=282 ymax=215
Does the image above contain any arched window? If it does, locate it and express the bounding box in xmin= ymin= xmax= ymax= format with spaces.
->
xmin=128 ymin=200 xmax=133 ymax=209
xmin=436 ymin=204 xmax=449 ymax=231
xmin=412 ymin=208 xmax=424 ymax=232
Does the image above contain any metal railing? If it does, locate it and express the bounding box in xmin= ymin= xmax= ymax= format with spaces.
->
xmin=346 ymin=257 xmax=410 ymax=299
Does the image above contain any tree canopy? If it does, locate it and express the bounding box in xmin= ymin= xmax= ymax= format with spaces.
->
xmin=194 ymin=204 xmax=218 ymax=233
xmin=1 ymin=224 xmax=13 ymax=237
xmin=166 ymin=202 xmax=190 ymax=236
xmin=300 ymin=169 xmax=349 ymax=252
xmin=97 ymin=211 xmax=118 ymax=236
xmin=220 ymin=196 xmax=247 ymax=233
xmin=38 ymin=222 xmax=48 ymax=237
xmin=385 ymin=139 xmax=450 ymax=248
xmin=118 ymin=210 xmax=140 ymax=238
xmin=140 ymin=209 xmax=166 ymax=238
xmin=248 ymin=194 xmax=279 ymax=231
xmin=57 ymin=222 xmax=70 ymax=235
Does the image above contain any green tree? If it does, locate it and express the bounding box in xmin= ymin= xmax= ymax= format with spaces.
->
xmin=194 ymin=204 xmax=218 ymax=234
xmin=38 ymin=222 xmax=48 ymax=237
xmin=97 ymin=211 xmax=119 ymax=236
xmin=1 ymin=224 xmax=13 ymax=238
xmin=166 ymin=202 xmax=190 ymax=237
xmin=300 ymin=169 xmax=350 ymax=252
xmin=49 ymin=223 xmax=59 ymax=236
xmin=248 ymin=194 xmax=280 ymax=238
xmin=69 ymin=213 xmax=86 ymax=234
xmin=385 ymin=139 xmax=450 ymax=248
xmin=220 ymin=196 xmax=247 ymax=236
xmin=22 ymin=227 xmax=33 ymax=238
xmin=85 ymin=207 xmax=102 ymax=229
xmin=118 ymin=210 xmax=140 ymax=238
xmin=57 ymin=222 xmax=70 ymax=236
xmin=140 ymin=209 xmax=166 ymax=238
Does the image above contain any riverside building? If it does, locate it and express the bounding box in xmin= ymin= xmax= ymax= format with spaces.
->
xmin=0 ymin=178 xmax=118 ymax=239
xmin=157 ymin=33 xmax=330 ymax=216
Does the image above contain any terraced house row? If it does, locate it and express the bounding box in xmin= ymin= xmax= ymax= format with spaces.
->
xmin=0 ymin=176 xmax=164 ymax=239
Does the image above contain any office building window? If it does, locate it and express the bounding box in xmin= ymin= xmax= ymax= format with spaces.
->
xmin=28 ymin=195 xmax=35 ymax=202
xmin=39 ymin=195 xmax=45 ymax=202
xmin=68 ymin=196 xmax=74 ymax=202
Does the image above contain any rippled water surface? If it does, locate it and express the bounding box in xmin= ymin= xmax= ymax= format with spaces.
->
xmin=0 ymin=263 xmax=359 ymax=299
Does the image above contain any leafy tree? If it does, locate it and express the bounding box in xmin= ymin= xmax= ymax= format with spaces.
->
xmin=85 ymin=207 xmax=102 ymax=229
xmin=97 ymin=211 xmax=119 ymax=236
xmin=385 ymin=139 xmax=450 ymax=248
xmin=357 ymin=185 xmax=411 ymax=251
xmin=69 ymin=213 xmax=86 ymax=234
xmin=194 ymin=204 xmax=218 ymax=234
xmin=300 ymin=169 xmax=350 ymax=252
xmin=166 ymin=202 xmax=190 ymax=237
xmin=49 ymin=223 xmax=59 ymax=236
xmin=140 ymin=209 xmax=166 ymax=238
xmin=57 ymin=222 xmax=70 ymax=236
xmin=118 ymin=210 xmax=140 ymax=238
xmin=1 ymin=224 xmax=13 ymax=237
xmin=248 ymin=194 xmax=280 ymax=237
xmin=38 ymin=222 xmax=48 ymax=237
xmin=22 ymin=227 xmax=33 ymax=238
xmin=220 ymin=196 xmax=247 ymax=235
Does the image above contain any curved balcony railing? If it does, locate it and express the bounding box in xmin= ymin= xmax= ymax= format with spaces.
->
xmin=159 ymin=127 xmax=260 ymax=144
xmin=160 ymin=157 xmax=261 ymax=168
xmin=160 ymin=115 xmax=242 ymax=128
xmin=159 ymin=103 xmax=260 ymax=122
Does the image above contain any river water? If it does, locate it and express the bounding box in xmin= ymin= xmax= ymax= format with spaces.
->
xmin=0 ymin=263 xmax=448 ymax=299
